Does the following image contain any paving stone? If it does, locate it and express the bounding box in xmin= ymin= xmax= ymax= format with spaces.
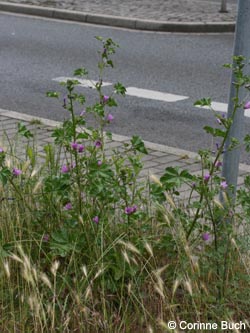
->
xmin=5 ymin=0 xmax=237 ymax=23
xmin=154 ymin=154 xmax=182 ymax=165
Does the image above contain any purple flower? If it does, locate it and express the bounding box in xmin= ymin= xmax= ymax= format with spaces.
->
xmin=13 ymin=168 xmax=22 ymax=176
xmin=107 ymin=114 xmax=114 ymax=122
xmin=103 ymin=95 xmax=109 ymax=103
xmin=71 ymin=142 xmax=78 ymax=150
xmin=80 ymin=110 xmax=86 ymax=116
xmin=93 ymin=216 xmax=99 ymax=224
xmin=64 ymin=202 xmax=72 ymax=210
xmin=204 ymin=173 xmax=210 ymax=182
xmin=244 ymin=101 xmax=250 ymax=109
xmin=216 ymin=118 xmax=222 ymax=125
xmin=103 ymin=48 xmax=107 ymax=56
xmin=124 ymin=205 xmax=137 ymax=215
xmin=202 ymin=232 xmax=210 ymax=241
xmin=61 ymin=164 xmax=70 ymax=173
xmin=97 ymin=160 xmax=102 ymax=166
xmin=42 ymin=234 xmax=50 ymax=242
xmin=220 ymin=180 xmax=228 ymax=190
xmin=215 ymin=161 xmax=222 ymax=169
xmin=0 ymin=147 xmax=4 ymax=153
xmin=95 ymin=140 xmax=102 ymax=148
xmin=78 ymin=144 xmax=85 ymax=153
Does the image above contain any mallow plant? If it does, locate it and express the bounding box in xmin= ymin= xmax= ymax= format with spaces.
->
xmin=1 ymin=37 xmax=250 ymax=332
xmin=150 ymin=55 xmax=250 ymax=322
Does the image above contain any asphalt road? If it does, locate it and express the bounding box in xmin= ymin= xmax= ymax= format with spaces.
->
xmin=1 ymin=12 xmax=250 ymax=163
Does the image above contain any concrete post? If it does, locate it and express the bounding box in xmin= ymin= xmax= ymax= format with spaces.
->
xmin=222 ymin=0 xmax=250 ymax=198
xmin=220 ymin=0 xmax=228 ymax=13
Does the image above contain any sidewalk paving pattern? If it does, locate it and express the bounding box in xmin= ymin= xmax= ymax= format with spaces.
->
xmin=2 ymin=0 xmax=237 ymax=23
xmin=0 ymin=0 xmax=237 ymax=32
xmin=0 ymin=109 xmax=249 ymax=199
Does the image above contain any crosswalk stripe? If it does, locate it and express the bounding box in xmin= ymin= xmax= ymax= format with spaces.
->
xmin=52 ymin=77 xmax=250 ymax=118
xmin=196 ymin=101 xmax=228 ymax=113
xmin=52 ymin=77 xmax=112 ymax=88
xmin=126 ymin=87 xmax=189 ymax=102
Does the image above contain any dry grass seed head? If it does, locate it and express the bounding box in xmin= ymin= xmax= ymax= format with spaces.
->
xmin=144 ymin=242 xmax=154 ymax=257
xmin=183 ymin=279 xmax=193 ymax=297
xmin=40 ymin=272 xmax=52 ymax=290
xmin=150 ymin=174 xmax=162 ymax=187
xmin=3 ymin=261 xmax=10 ymax=279
xmin=51 ymin=260 xmax=60 ymax=276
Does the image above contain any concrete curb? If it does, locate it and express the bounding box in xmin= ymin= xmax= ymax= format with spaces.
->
xmin=1 ymin=108 xmax=250 ymax=173
xmin=0 ymin=1 xmax=236 ymax=33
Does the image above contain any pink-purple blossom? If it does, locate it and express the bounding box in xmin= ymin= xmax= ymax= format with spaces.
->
xmin=78 ymin=144 xmax=85 ymax=153
xmin=124 ymin=205 xmax=137 ymax=215
xmin=0 ymin=147 xmax=4 ymax=153
xmin=244 ymin=101 xmax=250 ymax=109
xmin=204 ymin=173 xmax=210 ymax=182
xmin=93 ymin=216 xmax=99 ymax=224
xmin=61 ymin=164 xmax=70 ymax=173
xmin=97 ymin=160 xmax=102 ymax=166
xmin=42 ymin=234 xmax=50 ymax=242
xmin=107 ymin=114 xmax=114 ymax=122
xmin=80 ymin=110 xmax=86 ymax=116
xmin=220 ymin=180 xmax=228 ymax=190
xmin=13 ymin=168 xmax=22 ymax=176
xmin=103 ymin=95 xmax=109 ymax=103
xmin=64 ymin=202 xmax=72 ymax=210
xmin=202 ymin=232 xmax=210 ymax=241
xmin=71 ymin=142 xmax=78 ymax=150
xmin=215 ymin=161 xmax=222 ymax=169
xmin=95 ymin=140 xmax=102 ymax=148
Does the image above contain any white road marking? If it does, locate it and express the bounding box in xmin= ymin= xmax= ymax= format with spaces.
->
xmin=126 ymin=87 xmax=188 ymax=102
xmin=196 ymin=101 xmax=228 ymax=113
xmin=196 ymin=102 xmax=250 ymax=118
xmin=52 ymin=77 xmax=250 ymax=118
xmin=52 ymin=77 xmax=112 ymax=88
xmin=244 ymin=108 xmax=250 ymax=118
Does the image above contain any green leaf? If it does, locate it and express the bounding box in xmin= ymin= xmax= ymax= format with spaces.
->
xmin=244 ymin=134 xmax=250 ymax=152
xmin=75 ymin=94 xmax=86 ymax=105
xmin=0 ymin=167 xmax=11 ymax=185
xmin=95 ymin=36 xmax=103 ymax=41
xmin=47 ymin=91 xmax=59 ymax=98
xmin=17 ymin=122 xmax=33 ymax=139
xmin=107 ymin=97 xmax=118 ymax=107
xmin=114 ymin=82 xmax=126 ymax=96
xmin=74 ymin=67 xmax=88 ymax=77
xmin=203 ymin=126 xmax=226 ymax=138
xmin=160 ymin=167 xmax=194 ymax=190
xmin=131 ymin=136 xmax=148 ymax=154
xmin=194 ymin=98 xmax=212 ymax=107
xmin=107 ymin=59 xmax=114 ymax=68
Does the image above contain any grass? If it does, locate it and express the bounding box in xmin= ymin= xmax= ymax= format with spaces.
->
xmin=0 ymin=124 xmax=250 ymax=333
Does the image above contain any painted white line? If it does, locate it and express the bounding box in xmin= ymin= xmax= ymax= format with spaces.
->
xmin=52 ymin=77 xmax=250 ymax=118
xmin=196 ymin=102 xmax=250 ymax=118
xmin=52 ymin=77 xmax=112 ymax=88
xmin=244 ymin=108 xmax=250 ymax=118
xmin=126 ymin=87 xmax=188 ymax=102
xmin=196 ymin=101 xmax=228 ymax=113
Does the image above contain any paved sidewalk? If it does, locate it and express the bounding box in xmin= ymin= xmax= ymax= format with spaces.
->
xmin=0 ymin=109 xmax=248 ymax=198
xmin=0 ymin=0 xmax=237 ymax=32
